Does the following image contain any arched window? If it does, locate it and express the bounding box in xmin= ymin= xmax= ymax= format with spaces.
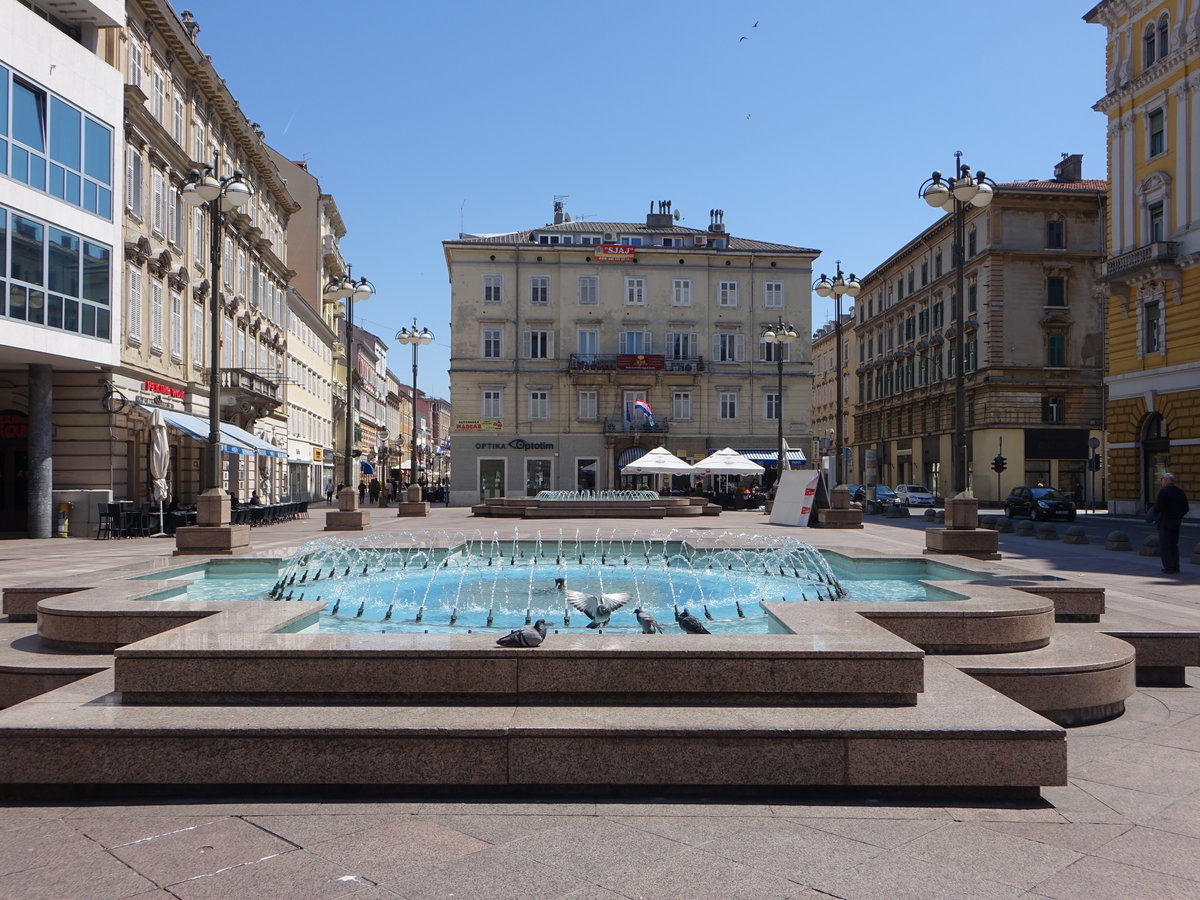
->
xmin=1158 ymin=13 xmax=1169 ymax=59
xmin=1145 ymin=23 xmax=1157 ymax=68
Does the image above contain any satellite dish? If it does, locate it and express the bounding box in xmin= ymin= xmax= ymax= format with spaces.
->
xmin=673 ymin=209 xmax=682 ymax=221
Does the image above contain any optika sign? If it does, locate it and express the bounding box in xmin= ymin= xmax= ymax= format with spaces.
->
xmin=474 ymin=439 xmax=556 ymax=451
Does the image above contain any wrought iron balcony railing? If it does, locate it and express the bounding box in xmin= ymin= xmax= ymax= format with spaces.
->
xmin=1104 ymin=241 xmax=1180 ymax=278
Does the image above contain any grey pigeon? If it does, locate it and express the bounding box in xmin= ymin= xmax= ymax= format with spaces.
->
xmin=677 ymin=608 xmax=711 ymax=635
xmin=635 ymin=608 xmax=664 ymax=634
xmin=562 ymin=586 xmax=631 ymax=629
xmin=496 ymin=619 xmax=547 ymax=648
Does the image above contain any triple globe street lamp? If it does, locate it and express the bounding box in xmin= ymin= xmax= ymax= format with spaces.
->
xmin=395 ymin=320 xmax=433 ymax=503
xmin=760 ymin=318 xmax=798 ymax=494
xmin=324 ymin=268 xmax=374 ymax=509
xmin=813 ymin=265 xmax=860 ymax=488
xmin=918 ymin=152 xmax=995 ymax=496
xmin=181 ymin=156 xmax=252 ymax=526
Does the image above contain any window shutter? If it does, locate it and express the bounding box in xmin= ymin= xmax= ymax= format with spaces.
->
xmin=642 ymin=331 xmax=652 ymax=353
xmin=547 ymin=331 xmax=555 ymax=358
xmin=522 ymin=331 xmax=530 ymax=359
xmin=151 ymin=170 xmax=164 ymax=234
xmin=167 ymin=187 xmax=178 ymax=244
xmin=150 ymin=282 xmax=163 ymax=350
xmin=735 ymin=334 xmax=745 ymax=361
xmin=127 ymin=268 xmax=142 ymax=340
xmin=125 ymin=147 xmax=135 ymax=211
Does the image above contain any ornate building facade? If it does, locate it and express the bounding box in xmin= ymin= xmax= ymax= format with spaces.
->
xmin=1086 ymin=1 xmax=1200 ymax=515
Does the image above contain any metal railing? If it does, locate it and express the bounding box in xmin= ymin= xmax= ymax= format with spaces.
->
xmin=221 ymin=367 xmax=280 ymax=402
xmin=604 ymin=417 xmax=670 ymax=434
xmin=568 ymin=354 xmax=706 ymax=372
xmin=1104 ymin=241 xmax=1179 ymax=277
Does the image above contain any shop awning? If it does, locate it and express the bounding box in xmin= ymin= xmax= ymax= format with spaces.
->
xmin=142 ymin=406 xmax=254 ymax=456
xmin=360 ymin=460 xmax=375 ymax=475
xmin=728 ymin=448 xmax=808 ymax=465
xmin=220 ymin=421 xmax=287 ymax=458
xmin=617 ymin=447 xmax=647 ymax=468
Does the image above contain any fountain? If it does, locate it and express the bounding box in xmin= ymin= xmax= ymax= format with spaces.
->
xmin=266 ymin=529 xmax=849 ymax=635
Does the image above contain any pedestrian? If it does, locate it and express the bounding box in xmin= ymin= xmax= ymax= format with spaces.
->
xmin=325 ymin=478 xmax=335 ymax=505
xmin=357 ymin=481 xmax=367 ymax=504
xmin=1152 ymin=473 xmax=1190 ymax=575
xmin=368 ymin=478 xmax=381 ymax=504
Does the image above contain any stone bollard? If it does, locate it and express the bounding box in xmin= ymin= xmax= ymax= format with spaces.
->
xmin=884 ymin=504 xmax=910 ymax=518
xmin=1105 ymin=531 xmax=1132 ymax=551
xmin=1036 ymin=523 xmax=1059 ymax=540
xmin=923 ymin=508 xmax=937 ymax=522
xmin=934 ymin=509 xmax=945 ymax=524
xmin=1140 ymin=534 xmax=1160 ymax=557
xmin=980 ymin=515 xmax=997 ymax=530
xmin=994 ymin=517 xmax=1014 ymax=533
xmin=1063 ymin=526 xmax=1089 ymax=545
xmin=1015 ymin=520 xmax=1036 ymax=536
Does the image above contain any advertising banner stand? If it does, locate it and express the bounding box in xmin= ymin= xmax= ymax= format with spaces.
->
xmin=769 ymin=470 xmax=821 ymax=527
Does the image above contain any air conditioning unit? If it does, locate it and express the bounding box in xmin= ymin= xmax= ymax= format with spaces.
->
xmin=694 ymin=235 xmax=707 ymax=248
xmin=603 ymin=232 xmax=617 ymax=242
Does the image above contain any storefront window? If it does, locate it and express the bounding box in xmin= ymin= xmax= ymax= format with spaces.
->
xmin=526 ymin=458 xmax=552 ymax=496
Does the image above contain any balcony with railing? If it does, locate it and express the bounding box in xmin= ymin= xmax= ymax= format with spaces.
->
xmin=569 ymin=355 xmax=705 ymax=373
xmin=1103 ymin=241 xmax=1180 ymax=279
xmin=604 ymin=417 xmax=670 ymax=434
xmin=221 ymin=367 xmax=281 ymax=422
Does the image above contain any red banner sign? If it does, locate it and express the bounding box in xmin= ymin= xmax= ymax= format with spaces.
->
xmin=144 ymin=380 xmax=185 ymax=399
xmin=595 ymin=244 xmax=636 ymax=260
xmin=617 ymin=354 xmax=664 ymax=370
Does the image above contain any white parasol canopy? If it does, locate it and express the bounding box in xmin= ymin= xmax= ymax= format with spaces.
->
xmin=691 ymin=447 xmax=765 ymax=476
xmin=620 ymin=446 xmax=695 ymax=475
xmin=148 ymin=408 xmax=171 ymax=536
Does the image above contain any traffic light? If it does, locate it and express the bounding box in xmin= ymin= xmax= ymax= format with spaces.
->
xmin=992 ymin=455 xmax=1007 ymax=474
xmin=1089 ymin=453 xmax=1103 ymax=471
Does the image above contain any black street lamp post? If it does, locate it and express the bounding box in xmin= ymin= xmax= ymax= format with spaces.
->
xmin=760 ymin=318 xmax=797 ymax=493
xmin=324 ymin=268 xmax=374 ymax=509
xmin=918 ymin=152 xmax=995 ymax=496
xmin=814 ymin=264 xmax=860 ymax=487
xmin=396 ymin=320 xmax=433 ymax=505
xmin=181 ymin=155 xmax=251 ymax=527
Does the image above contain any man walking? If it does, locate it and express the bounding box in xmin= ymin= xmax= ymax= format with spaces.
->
xmin=1154 ymin=473 xmax=1190 ymax=575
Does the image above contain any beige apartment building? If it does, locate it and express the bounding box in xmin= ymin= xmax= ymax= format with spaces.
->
xmin=445 ymin=202 xmax=818 ymax=505
xmin=106 ymin=0 xmax=296 ymax=504
xmin=851 ymin=155 xmax=1107 ymax=504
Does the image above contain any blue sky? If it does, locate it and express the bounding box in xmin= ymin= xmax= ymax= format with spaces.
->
xmin=185 ymin=0 xmax=1108 ymax=399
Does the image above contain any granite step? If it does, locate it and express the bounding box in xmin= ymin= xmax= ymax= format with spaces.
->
xmin=0 ymin=660 xmax=1065 ymax=797
xmin=0 ymin=621 xmax=112 ymax=708
xmin=940 ymin=629 xmax=1135 ymax=726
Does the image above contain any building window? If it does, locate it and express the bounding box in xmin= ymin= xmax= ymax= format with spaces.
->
xmin=578 ymin=390 xmax=597 ymax=420
xmin=968 ymin=229 xmax=977 ymax=258
xmin=1042 ymin=396 xmax=1064 ymax=424
xmin=672 ymin=391 xmax=692 ymax=421
xmin=907 ymin=270 xmax=914 ymax=294
xmin=126 ymin=265 xmax=142 ymax=343
xmin=529 ymin=390 xmax=549 ymax=420
xmin=169 ymin=291 xmax=182 ymax=361
xmin=918 ymin=308 xmax=929 ymax=334
xmin=625 ymin=277 xmax=645 ymax=305
xmin=718 ymin=391 xmax=738 ymax=421
xmin=125 ymin=146 xmax=143 ymax=217
xmin=920 ymin=261 xmax=928 ymax=286
xmin=151 ymin=65 xmax=165 ymax=122
xmin=764 ymin=391 xmax=780 ymax=422
xmin=577 ymin=275 xmax=598 ymax=306
xmin=965 ymin=339 xmax=977 ymax=372
xmin=896 ymin=276 xmax=904 ymax=300
xmin=127 ymin=37 xmax=143 ymax=87
xmin=1158 ymin=13 xmax=1170 ymax=59
xmin=1144 ymin=300 xmax=1161 ymax=353
xmin=529 ymin=275 xmax=549 ymax=304
xmin=192 ymin=301 xmax=204 ymax=368
xmin=1046 ymin=276 xmax=1066 ymax=306
xmin=1046 ymin=220 xmax=1065 ymax=249
xmin=577 ymin=327 xmax=599 ymax=359
xmin=482 ymin=327 xmax=502 ymax=359
xmin=935 ymin=251 xmax=943 ymax=277
xmin=1149 ymin=108 xmax=1165 ymax=157
xmin=666 ymin=331 xmax=697 ymax=360
xmin=1046 ymin=333 xmax=1066 ymax=367
xmin=719 ymin=280 xmax=738 ymax=307
xmin=764 ymin=281 xmax=784 ymax=308
xmin=671 ymin=278 xmax=692 ymax=307
xmin=760 ymin=338 xmax=790 ymax=362
xmin=619 ymin=236 xmax=643 ymax=246
xmin=619 ymin=330 xmax=651 ymax=354
xmin=713 ymin=332 xmax=744 ymax=362
xmin=482 ymin=390 xmax=503 ymax=419
xmin=523 ymin=329 xmax=552 ymax=359
xmin=149 ymin=281 xmax=163 ymax=351
xmin=933 ymin=300 xmax=944 ymax=329
xmin=483 ymin=273 xmax=502 ymax=302
xmin=150 ymin=169 xmax=165 ymax=235
xmin=192 ymin=208 xmax=204 ymax=264
xmin=1148 ymin=202 xmax=1165 ymax=242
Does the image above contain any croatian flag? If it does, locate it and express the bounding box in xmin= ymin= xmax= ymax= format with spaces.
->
xmin=634 ymin=398 xmax=655 ymax=425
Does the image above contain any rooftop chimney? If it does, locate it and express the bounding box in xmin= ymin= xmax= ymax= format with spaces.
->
xmin=708 ymin=208 xmax=726 ymax=234
xmin=553 ymin=199 xmax=566 ymax=225
xmin=646 ymin=199 xmax=674 ymax=228
xmin=1053 ymin=153 xmax=1083 ymax=183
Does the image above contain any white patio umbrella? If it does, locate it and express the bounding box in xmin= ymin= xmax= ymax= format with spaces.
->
xmin=148 ymin=408 xmax=171 ymax=537
xmin=620 ymin=447 xmax=695 ymax=475
xmin=691 ymin=447 xmax=765 ymax=476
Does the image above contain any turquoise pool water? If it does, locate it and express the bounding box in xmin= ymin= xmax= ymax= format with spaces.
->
xmin=142 ymin=535 xmax=981 ymax=637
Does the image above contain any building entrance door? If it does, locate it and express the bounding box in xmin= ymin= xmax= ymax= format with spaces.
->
xmin=479 ymin=459 xmax=505 ymax=499
xmin=0 ymin=411 xmax=29 ymax=534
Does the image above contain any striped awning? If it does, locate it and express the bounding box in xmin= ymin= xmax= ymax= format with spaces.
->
xmin=617 ymin=447 xmax=647 ymax=468
xmin=729 ymin=448 xmax=808 ymax=465
xmin=142 ymin=406 xmax=253 ymax=456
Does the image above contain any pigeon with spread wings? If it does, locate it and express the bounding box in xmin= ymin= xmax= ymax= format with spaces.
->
xmin=562 ymin=587 xmax=631 ymax=629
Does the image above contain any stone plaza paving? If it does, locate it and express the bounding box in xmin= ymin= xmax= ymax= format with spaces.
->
xmin=0 ymin=505 xmax=1196 ymax=899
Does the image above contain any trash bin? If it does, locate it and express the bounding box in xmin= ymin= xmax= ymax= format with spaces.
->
xmin=55 ymin=502 xmax=72 ymax=537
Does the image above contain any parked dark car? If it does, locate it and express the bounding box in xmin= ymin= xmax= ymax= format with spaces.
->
xmin=1004 ymin=486 xmax=1077 ymax=522
xmin=848 ymin=484 xmax=900 ymax=506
